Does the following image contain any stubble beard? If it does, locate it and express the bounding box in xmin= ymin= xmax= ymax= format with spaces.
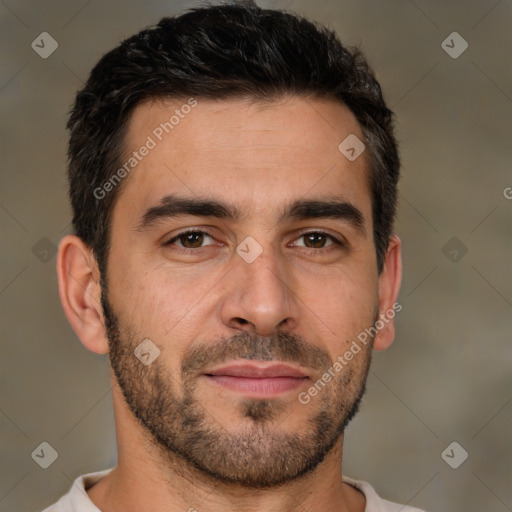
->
xmin=102 ymin=289 xmax=373 ymax=489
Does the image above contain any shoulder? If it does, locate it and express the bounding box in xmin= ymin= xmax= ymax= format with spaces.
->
xmin=40 ymin=468 xmax=113 ymax=512
xmin=342 ymin=475 xmax=427 ymax=512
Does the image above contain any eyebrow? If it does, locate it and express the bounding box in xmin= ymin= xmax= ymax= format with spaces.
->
xmin=135 ymin=194 xmax=366 ymax=234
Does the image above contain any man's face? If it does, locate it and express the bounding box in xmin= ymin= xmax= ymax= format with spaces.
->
xmin=102 ymin=96 xmax=380 ymax=487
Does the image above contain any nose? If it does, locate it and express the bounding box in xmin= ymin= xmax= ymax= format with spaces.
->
xmin=220 ymin=246 xmax=299 ymax=336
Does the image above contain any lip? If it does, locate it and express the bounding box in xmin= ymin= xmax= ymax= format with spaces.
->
xmin=203 ymin=362 xmax=309 ymax=398
xmin=205 ymin=362 xmax=308 ymax=378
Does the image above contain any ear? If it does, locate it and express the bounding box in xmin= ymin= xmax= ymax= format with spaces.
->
xmin=373 ymin=234 xmax=402 ymax=351
xmin=56 ymin=235 xmax=109 ymax=354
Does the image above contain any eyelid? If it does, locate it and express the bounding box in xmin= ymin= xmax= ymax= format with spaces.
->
xmin=291 ymin=228 xmax=347 ymax=248
xmin=164 ymin=228 xmax=217 ymax=247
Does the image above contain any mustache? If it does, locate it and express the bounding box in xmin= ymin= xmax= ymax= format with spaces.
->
xmin=180 ymin=331 xmax=333 ymax=378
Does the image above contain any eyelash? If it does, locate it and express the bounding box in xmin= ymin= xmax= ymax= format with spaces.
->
xmin=164 ymin=229 xmax=345 ymax=252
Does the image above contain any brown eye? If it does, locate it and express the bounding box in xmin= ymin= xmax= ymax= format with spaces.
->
xmin=295 ymin=232 xmax=338 ymax=249
xmin=303 ymin=233 xmax=329 ymax=248
xmin=165 ymin=230 xmax=215 ymax=249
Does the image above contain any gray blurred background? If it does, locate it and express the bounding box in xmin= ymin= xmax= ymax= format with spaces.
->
xmin=1 ymin=1 xmax=511 ymax=511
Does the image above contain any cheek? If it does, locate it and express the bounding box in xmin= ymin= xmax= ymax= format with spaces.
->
xmin=109 ymin=258 xmax=220 ymax=344
xmin=298 ymin=267 xmax=379 ymax=354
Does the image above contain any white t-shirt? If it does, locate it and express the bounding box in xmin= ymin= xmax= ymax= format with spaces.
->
xmin=41 ymin=469 xmax=426 ymax=512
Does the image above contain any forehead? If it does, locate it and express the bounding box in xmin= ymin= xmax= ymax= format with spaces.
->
xmin=114 ymin=95 xmax=371 ymax=224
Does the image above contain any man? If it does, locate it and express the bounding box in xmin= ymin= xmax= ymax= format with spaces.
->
xmin=46 ymin=1 xmax=424 ymax=510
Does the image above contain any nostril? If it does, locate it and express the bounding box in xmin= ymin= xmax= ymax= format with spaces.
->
xmin=235 ymin=317 xmax=249 ymax=325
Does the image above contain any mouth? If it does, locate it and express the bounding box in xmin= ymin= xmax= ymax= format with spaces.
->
xmin=203 ymin=362 xmax=310 ymax=398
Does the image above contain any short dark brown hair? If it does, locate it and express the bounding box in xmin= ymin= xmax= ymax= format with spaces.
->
xmin=67 ymin=1 xmax=399 ymax=277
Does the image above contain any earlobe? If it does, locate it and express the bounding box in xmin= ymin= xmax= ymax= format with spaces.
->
xmin=56 ymin=235 xmax=109 ymax=355
xmin=373 ymin=235 xmax=402 ymax=351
